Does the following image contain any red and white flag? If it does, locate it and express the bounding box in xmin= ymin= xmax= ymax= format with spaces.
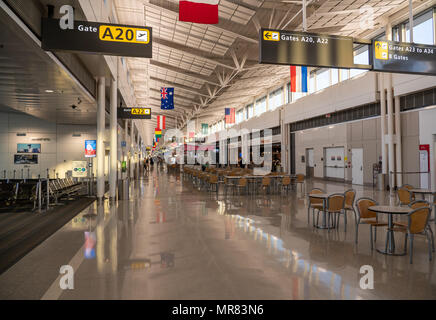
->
xmin=157 ymin=115 xmax=166 ymax=130
xmin=179 ymin=0 xmax=219 ymax=24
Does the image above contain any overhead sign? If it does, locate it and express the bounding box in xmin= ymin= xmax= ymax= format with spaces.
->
xmin=72 ymin=161 xmax=88 ymax=178
xmin=259 ymin=28 xmax=355 ymax=69
xmin=372 ymin=40 xmax=436 ymax=76
xmin=85 ymin=140 xmax=96 ymax=158
xmin=117 ymin=107 xmax=151 ymax=119
xmin=41 ymin=18 xmax=152 ymax=58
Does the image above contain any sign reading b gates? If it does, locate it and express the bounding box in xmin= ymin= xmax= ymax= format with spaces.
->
xmin=372 ymin=40 xmax=436 ymax=76
xmin=118 ymin=107 xmax=151 ymax=119
xmin=42 ymin=18 xmax=152 ymax=58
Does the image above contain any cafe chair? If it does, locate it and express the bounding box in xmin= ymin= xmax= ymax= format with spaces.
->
xmin=281 ymin=176 xmax=292 ymax=193
xmin=394 ymin=200 xmax=435 ymax=253
xmin=397 ymin=187 xmax=413 ymax=206
xmin=295 ymin=174 xmax=305 ymax=192
xmin=319 ymin=193 xmax=345 ymax=231
xmin=308 ymin=188 xmax=325 ymax=225
xmin=335 ymin=189 xmax=356 ymax=232
xmin=208 ymin=175 xmax=219 ymax=193
xmin=355 ymin=197 xmax=388 ymax=250
xmin=224 ymin=177 xmax=235 ymax=196
xmin=390 ymin=206 xmax=432 ymax=264
xmin=235 ymin=177 xmax=248 ymax=195
xmin=259 ymin=177 xmax=271 ymax=195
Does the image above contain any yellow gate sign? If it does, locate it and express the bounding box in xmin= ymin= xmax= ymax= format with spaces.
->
xmin=263 ymin=30 xmax=280 ymax=41
xmin=99 ymin=25 xmax=150 ymax=44
xmin=374 ymin=41 xmax=389 ymax=60
xmin=131 ymin=108 xmax=151 ymax=116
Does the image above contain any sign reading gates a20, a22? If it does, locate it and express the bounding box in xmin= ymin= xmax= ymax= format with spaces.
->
xmin=372 ymin=40 xmax=436 ymax=76
xmin=259 ymin=28 xmax=355 ymax=69
xmin=117 ymin=107 xmax=151 ymax=119
xmin=41 ymin=18 xmax=152 ymax=58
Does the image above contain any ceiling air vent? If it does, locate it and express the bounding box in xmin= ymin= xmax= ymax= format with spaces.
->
xmin=16 ymin=133 xmax=26 ymax=136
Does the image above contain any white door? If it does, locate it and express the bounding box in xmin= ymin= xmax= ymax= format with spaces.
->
xmin=352 ymin=148 xmax=363 ymax=185
xmin=307 ymin=149 xmax=314 ymax=168
xmin=325 ymin=147 xmax=345 ymax=179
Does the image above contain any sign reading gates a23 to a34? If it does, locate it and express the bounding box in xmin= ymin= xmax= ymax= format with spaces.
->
xmin=372 ymin=40 xmax=436 ymax=76
xmin=41 ymin=18 xmax=152 ymax=58
xmin=259 ymin=28 xmax=355 ymax=69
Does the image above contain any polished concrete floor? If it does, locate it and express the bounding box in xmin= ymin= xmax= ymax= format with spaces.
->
xmin=0 ymin=167 xmax=435 ymax=300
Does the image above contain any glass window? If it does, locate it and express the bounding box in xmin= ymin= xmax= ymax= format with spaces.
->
xmin=350 ymin=46 xmax=369 ymax=78
xmin=255 ymin=97 xmax=266 ymax=116
xmin=236 ymin=109 xmax=244 ymax=124
xmin=340 ymin=69 xmax=349 ymax=82
xmin=246 ymin=104 xmax=253 ymax=119
xmin=286 ymin=83 xmax=291 ymax=103
xmin=269 ymin=88 xmax=283 ymax=110
xmin=309 ymin=73 xmax=315 ymax=94
xmin=331 ymin=69 xmax=338 ymax=85
xmin=316 ymin=69 xmax=330 ymax=91
xmin=405 ymin=11 xmax=434 ymax=45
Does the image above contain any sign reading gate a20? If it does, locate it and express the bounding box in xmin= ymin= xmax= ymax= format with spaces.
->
xmin=42 ymin=18 xmax=152 ymax=58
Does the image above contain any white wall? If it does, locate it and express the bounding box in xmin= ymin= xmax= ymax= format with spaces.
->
xmin=418 ymin=106 xmax=436 ymax=189
xmin=0 ymin=112 xmax=97 ymax=179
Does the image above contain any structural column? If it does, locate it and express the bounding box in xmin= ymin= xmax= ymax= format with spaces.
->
xmin=109 ymin=68 xmax=118 ymax=201
xmin=387 ymin=74 xmax=395 ymax=188
xmin=124 ymin=119 xmax=128 ymax=180
xmin=380 ymin=73 xmax=387 ymax=175
xmin=395 ymin=95 xmax=403 ymax=186
xmin=97 ymin=76 xmax=105 ymax=201
xmin=130 ymin=120 xmax=135 ymax=179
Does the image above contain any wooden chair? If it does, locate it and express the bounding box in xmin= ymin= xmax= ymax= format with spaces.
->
xmin=390 ymin=205 xmax=432 ymax=264
xmin=259 ymin=177 xmax=271 ymax=195
xmin=397 ymin=187 xmax=413 ymax=206
xmin=318 ymin=193 xmax=345 ymax=230
xmin=295 ymin=174 xmax=305 ymax=192
xmin=235 ymin=178 xmax=248 ymax=195
xmin=208 ymin=175 xmax=219 ymax=193
xmin=308 ymin=188 xmax=325 ymax=225
xmin=394 ymin=200 xmax=435 ymax=253
xmin=335 ymin=189 xmax=356 ymax=231
xmin=355 ymin=197 xmax=388 ymax=250
xmin=281 ymin=176 xmax=292 ymax=193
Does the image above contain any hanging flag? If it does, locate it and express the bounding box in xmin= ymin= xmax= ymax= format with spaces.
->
xmin=225 ymin=108 xmax=235 ymax=124
xmin=188 ymin=131 xmax=195 ymax=138
xmin=201 ymin=123 xmax=208 ymax=135
xmin=290 ymin=66 xmax=308 ymax=93
xmin=155 ymin=128 xmax=162 ymax=138
xmin=161 ymin=87 xmax=174 ymax=110
xmin=157 ymin=115 xmax=166 ymax=130
xmin=179 ymin=0 xmax=219 ymax=24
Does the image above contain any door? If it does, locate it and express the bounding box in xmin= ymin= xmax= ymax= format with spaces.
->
xmin=325 ymin=147 xmax=345 ymax=179
xmin=352 ymin=148 xmax=363 ymax=185
xmin=306 ymin=148 xmax=314 ymax=178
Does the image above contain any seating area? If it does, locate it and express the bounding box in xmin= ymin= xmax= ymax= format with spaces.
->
xmin=0 ymin=177 xmax=85 ymax=212
xmin=182 ymin=165 xmax=301 ymax=196
xmin=181 ymin=167 xmax=436 ymax=265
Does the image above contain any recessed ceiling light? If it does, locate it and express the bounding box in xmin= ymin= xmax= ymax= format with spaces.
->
xmin=45 ymin=90 xmax=54 ymax=93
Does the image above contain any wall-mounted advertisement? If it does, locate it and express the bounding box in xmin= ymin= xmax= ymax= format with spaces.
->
xmin=14 ymin=154 xmax=38 ymax=164
xmin=17 ymin=143 xmax=41 ymax=153
xmin=85 ymin=140 xmax=97 ymax=158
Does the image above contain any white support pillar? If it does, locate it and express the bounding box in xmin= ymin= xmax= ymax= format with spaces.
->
xmin=409 ymin=0 xmax=414 ymax=43
xmin=380 ymin=73 xmax=387 ymax=175
xmin=130 ymin=120 xmax=135 ymax=179
xmin=97 ymin=76 xmax=106 ymax=201
xmin=109 ymin=66 xmax=118 ymax=201
xmin=124 ymin=120 xmax=128 ymax=180
xmin=387 ymin=74 xmax=395 ymax=188
xmin=395 ymin=95 xmax=403 ymax=186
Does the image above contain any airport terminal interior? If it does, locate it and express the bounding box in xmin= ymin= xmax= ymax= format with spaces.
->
xmin=0 ymin=0 xmax=436 ymax=300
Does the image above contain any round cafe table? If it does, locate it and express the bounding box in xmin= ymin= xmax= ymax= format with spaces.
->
xmin=368 ymin=205 xmax=411 ymax=255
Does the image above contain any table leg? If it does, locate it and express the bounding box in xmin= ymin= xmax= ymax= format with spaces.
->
xmin=377 ymin=214 xmax=406 ymax=256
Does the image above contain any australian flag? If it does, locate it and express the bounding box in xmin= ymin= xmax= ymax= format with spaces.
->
xmin=161 ymin=87 xmax=174 ymax=110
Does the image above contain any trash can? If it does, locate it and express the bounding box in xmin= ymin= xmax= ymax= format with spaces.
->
xmin=378 ymin=174 xmax=387 ymax=191
xmin=118 ymin=179 xmax=130 ymax=200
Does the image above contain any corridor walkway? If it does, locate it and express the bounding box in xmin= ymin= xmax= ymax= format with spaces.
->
xmin=0 ymin=167 xmax=435 ymax=299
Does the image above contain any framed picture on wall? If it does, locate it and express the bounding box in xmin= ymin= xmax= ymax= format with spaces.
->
xmin=14 ymin=154 xmax=38 ymax=164
xmin=337 ymin=156 xmax=342 ymax=161
xmin=331 ymin=156 xmax=336 ymax=161
xmin=17 ymin=143 xmax=41 ymax=153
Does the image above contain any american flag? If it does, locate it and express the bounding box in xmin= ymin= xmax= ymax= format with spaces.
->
xmin=225 ymin=108 xmax=235 ymax=124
